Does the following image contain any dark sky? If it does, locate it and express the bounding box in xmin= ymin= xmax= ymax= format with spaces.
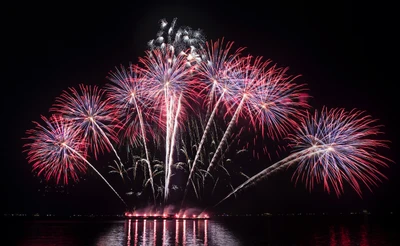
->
xmin=3 ymin=1 xmax=398 ymax=215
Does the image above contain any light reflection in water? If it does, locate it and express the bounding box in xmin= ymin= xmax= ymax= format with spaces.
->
xmin=339 ymin=226 xmax=351 ymax=246
xmin=193 ymin=220 xmax=196 ymax=245
xmin=329 ymin=226 xmax=336 ymax=246
xmin=127 ymin=219 xmax=131 ymax=246
xmin=97 ymin=219 xmax=239 ymax=245
xmin=94 ymin=219 xmax=383 ymax=246
xmin=134 ymin=220 xmax=138 ymax=246
xmin=96 ymin=221 xmax=125 ymax=246
xmin=359 ymin=225 xmax=369 ymax=246
xmin=9 ymin=216 xmax=396 ymax=245
xmin=175 ymin=219 xmax=179 ymax=245
xmin=153 ymin=220 xmax=157 ymax=246
xmin=142 ymin=220 xmax=147 ymax=245
xmin=324 ymin=224 xmax=373 ymax=246
xmin=163 ymin=219 xmax=167 ymax=244
xmin=182 ymin=220 xmax=186 ymax=246
xmin=204 ymin=220 xmax=208 ymax=245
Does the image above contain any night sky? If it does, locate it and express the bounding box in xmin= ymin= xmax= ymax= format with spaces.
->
xmin=3 ymin=1 xmax=398 ymax=215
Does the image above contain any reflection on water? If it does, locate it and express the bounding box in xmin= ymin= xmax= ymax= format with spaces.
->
xmin=96 ymin=218 xmax=239 ymax=245
xmin=96 ymin=221 xmax=125 ymax=246
xmin=4 ymin=215 xmax=399 ymax=245
xmin=326 ymin=224 xmax=369 ymax=246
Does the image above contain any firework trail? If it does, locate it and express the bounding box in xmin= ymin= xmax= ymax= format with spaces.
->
xmin=50 ymin=84 xmax=124 ymax=169
xmin=106 ymin=65 xmax=157 ymax=204
xmin=137 ymin=47 xmax=195 ymax=202
xmin=205 ymin=56 xmax=308 ymax=176
xmin=24 ymin=115 xmax=127 ymax=207
xmin=181 ymin=39 xmax=245 ymax=205
xmin=214 ymin=107 xmax=391 ymax=207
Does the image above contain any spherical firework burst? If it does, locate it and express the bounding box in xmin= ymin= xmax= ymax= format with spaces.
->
xmin=252 ymin=65 xmax=310 ymax=140
xmin=23 ymin=115 xmax=88 ymax=184
xmin=50 ymin=84 xmax=121 ymax=160
xmin=196 ymin=38 xmax=245 ymax=110
xmin=106 ymin=65 xmax=156 ymax=148
xmin=289 ymin=107 xmax=391 ymax=197
xmin=138 ymin=47 xmax=196 ymax=108
xmin=24 ymin=114 xmax=127 ymax=206
xmin=205 ymin=55 xmax=310 ymax=175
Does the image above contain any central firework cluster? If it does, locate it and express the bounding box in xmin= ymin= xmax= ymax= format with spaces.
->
xmin=24 ymin=18 xmax=391 ymax=211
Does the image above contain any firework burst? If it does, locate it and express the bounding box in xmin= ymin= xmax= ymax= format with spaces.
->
xmin=107 ymin=64 xmax=157 ymax=204
xmin=205 ymin=55 xmax=309 ymax=176
xmin=137 ymin=47 xmax=197 ymax=202
xmin=106 ymin=64 xmax=159 ymax=148
xmin=148 ymin=17 xmax=205 ymax=65
xmin=290 ymin=107 xmax=390 ymax=196
xmin=23 ymin=115 xmax=127 ymax=206
xmin=24 ymin=115 xmax=88 ymax=184
xmin=50 ymin=84 xmax=121 ymax=161
xmin=181 ymin=39 xmax=246 ymax=204
xmin=196 ymin=38 xmax=246 ymax=113
xmin=215 ymin=107 xmax=391 ymax=207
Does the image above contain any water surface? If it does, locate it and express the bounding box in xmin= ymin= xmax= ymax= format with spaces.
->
xmin=3 ymin=214 xmax=398 ymax=245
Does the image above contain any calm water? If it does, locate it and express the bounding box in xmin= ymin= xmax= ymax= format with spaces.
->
xmin=3 ymin=215 xmax=398 ymax=245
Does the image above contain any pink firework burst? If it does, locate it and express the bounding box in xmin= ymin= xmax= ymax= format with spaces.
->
xmin=106 ymin=64 xmax=158 ymax=203
xmin=195 ymin=38 xmax=246 ymax=110
xmin=23 ymin=115 xmax=87 ymax=184
xmin=106 ymin=65 xmax=156 ymax=147
xmin=289 ymin=107 xmax=391 ymax=197
xmin=206 ymin=55 xmax=309 ymax=173
xmin=227 ymin=56 xmax=310 ymax=139
xmin=50 ymin=84 xmax=121 ymax=159
xmin=136 ymin=47 xmax=197 ymax=201
xmin=214 ymin=107 xmax=392 ymax=207
xmin=137 ymin=47 xmax=196 ymax=119
xmin=252 ymin=65 xmax=310 ymax=140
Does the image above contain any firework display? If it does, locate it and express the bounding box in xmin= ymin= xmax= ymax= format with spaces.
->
xmin=23 ymin=18 xmax=391 ymax=213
